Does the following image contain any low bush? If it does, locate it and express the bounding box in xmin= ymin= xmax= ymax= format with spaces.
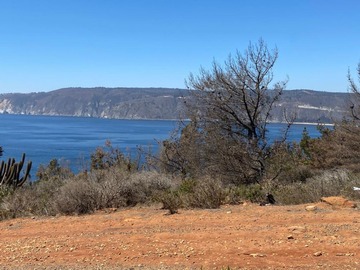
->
xmin=157 ymin=190 xmax=182 ymax=214
xmin=274 ymin=169 xmax=360 ymax=204
xmin=26 ymin=177 xmax=65 ymax=216
xmin=156 ymin=177 xmax=225 ymax=212
xmin=124 ymin=171 xmax=176 ymax=206
xmin=1 ymin=188 xmax=32 ymax=218
xmin=275 ymin=165 xmax=316 ymax=184
xmin=55 ymin=176 xmax=100 ymax=215
xmin=184 ymin=177 xmax=225 ymax=209
xmin=0 ymin=163 xmax=177 ymax=217
xmin=225 ymin=184 xmax=265 ymax=204
xmin=177 ymin=178 xmax=197 ymax=194
xmin=54 ymin=168 xmax=176 ymax=215
xmin=2 ymin=153 xmax=360 ymax=220
xmin=0 ymin=172 xmax=67 ymax=219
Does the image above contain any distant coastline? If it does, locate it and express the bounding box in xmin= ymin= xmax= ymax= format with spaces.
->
xmin=0 ymin=112 xmax=337 ymax=127
xmin=270 ymin=121 xmax=335 ymax=126
xmin=0 ymin=87 xmax=349 ymax=123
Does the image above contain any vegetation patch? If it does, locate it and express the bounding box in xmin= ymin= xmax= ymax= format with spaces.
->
xmin=1 ymin=41 xmax=360 ymax=220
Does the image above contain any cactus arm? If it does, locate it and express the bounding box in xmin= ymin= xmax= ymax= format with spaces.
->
xmin=0 ymin=154 xmax=32 ymax=188
xmin=17 ymin=161 xmax=32 ymax=187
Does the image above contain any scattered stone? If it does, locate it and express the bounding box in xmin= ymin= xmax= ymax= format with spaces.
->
xmin=305 ymin=205 xmax=317 ymax=211
xmin=336 ymin=253 xmax=355 ymax=256
xmin=288 ymin=226 xmax=307 ymax=233
xmin=226 ymin=211 xmax=232 ymax=214
xmin=287 ymin=235 xmax=294 ymax=240
xmin=320 ymin=196 xmax=356 ymax=208
xmin=249 ymin=253 xmax=266 ymax=258
xmin=313 ymin=251 xmax=322 ymax=257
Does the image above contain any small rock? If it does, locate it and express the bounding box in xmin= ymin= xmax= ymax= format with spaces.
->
xmin=336 ymin=253 xmax=355 ymax=256
xmin=249 ymin=253 xmax=266 ymax=257
xmin=287 ymin=235 xmax=294 ymax=240
xmin=226 ymin=211 xmax=232 ymax=214
xmin=313 ymin=251 xmax=322 ymax=257
xmin=305 ymin=205 xmax=317 ymax=211
xmin=321 ymin=196 xmax=356 ymax=208
xmin=288 ymin=226 xmax=307 ymax=233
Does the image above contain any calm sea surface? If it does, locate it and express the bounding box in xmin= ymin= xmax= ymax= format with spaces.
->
xmin=0 ymin=114 xmax=322 ymax=174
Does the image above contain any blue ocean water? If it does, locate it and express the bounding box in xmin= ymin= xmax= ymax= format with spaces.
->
xmin=0 ymin=114 xmax=322 ymax=174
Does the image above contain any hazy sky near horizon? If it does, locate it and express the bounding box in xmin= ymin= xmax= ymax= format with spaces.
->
xmin=0 ymin=0 xmax=359 ymax=93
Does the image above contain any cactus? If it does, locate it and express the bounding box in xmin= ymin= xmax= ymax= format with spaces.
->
xmin=0 ymin=153 xmax=32 ymax=189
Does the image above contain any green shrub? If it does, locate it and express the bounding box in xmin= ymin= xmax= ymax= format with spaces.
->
xmin=226 ymin=184 xmax=265 ymax=203
xmin=177 ymin=178 xmax=197 ymax=194
xmin=157 ymin=190 xmax=182 ymax=214
xmin=156 ymin=177 xmax=226 ymax=212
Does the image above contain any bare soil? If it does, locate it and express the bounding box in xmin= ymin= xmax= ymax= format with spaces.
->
xmin=0 ymin=200 xmax=359 ymax=270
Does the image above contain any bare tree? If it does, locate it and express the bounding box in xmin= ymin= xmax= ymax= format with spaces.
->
xmin=348 ymin=63 xmax=360 ymax=121
xmin=183 ymin=39 xmax=289 ymax=184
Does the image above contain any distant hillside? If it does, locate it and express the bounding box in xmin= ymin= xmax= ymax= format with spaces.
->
xmin=271 ymin=89 xmax=350 ymax=123
xmin=0 ymin=87 xmax=352 ymax=123
xmin=0 ymin=87 xmax=188 ymax=120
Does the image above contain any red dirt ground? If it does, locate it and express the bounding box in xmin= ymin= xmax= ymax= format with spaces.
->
xmin=0 ymin=199 xmax=359 ymax=269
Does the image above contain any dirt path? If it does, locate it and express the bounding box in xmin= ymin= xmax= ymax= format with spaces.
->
xmin=0 ymin=201 xmax=359 ymax=269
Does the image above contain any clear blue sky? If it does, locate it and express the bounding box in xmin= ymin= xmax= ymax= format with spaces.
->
xmin=0 ymin=0 xmax=359 ymax=93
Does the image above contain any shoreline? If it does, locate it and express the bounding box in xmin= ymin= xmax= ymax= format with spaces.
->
xmin=1 ymin=113 xmax=336 ymax=125
xmin=272 ymin=121 xmax=335 ymax=126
